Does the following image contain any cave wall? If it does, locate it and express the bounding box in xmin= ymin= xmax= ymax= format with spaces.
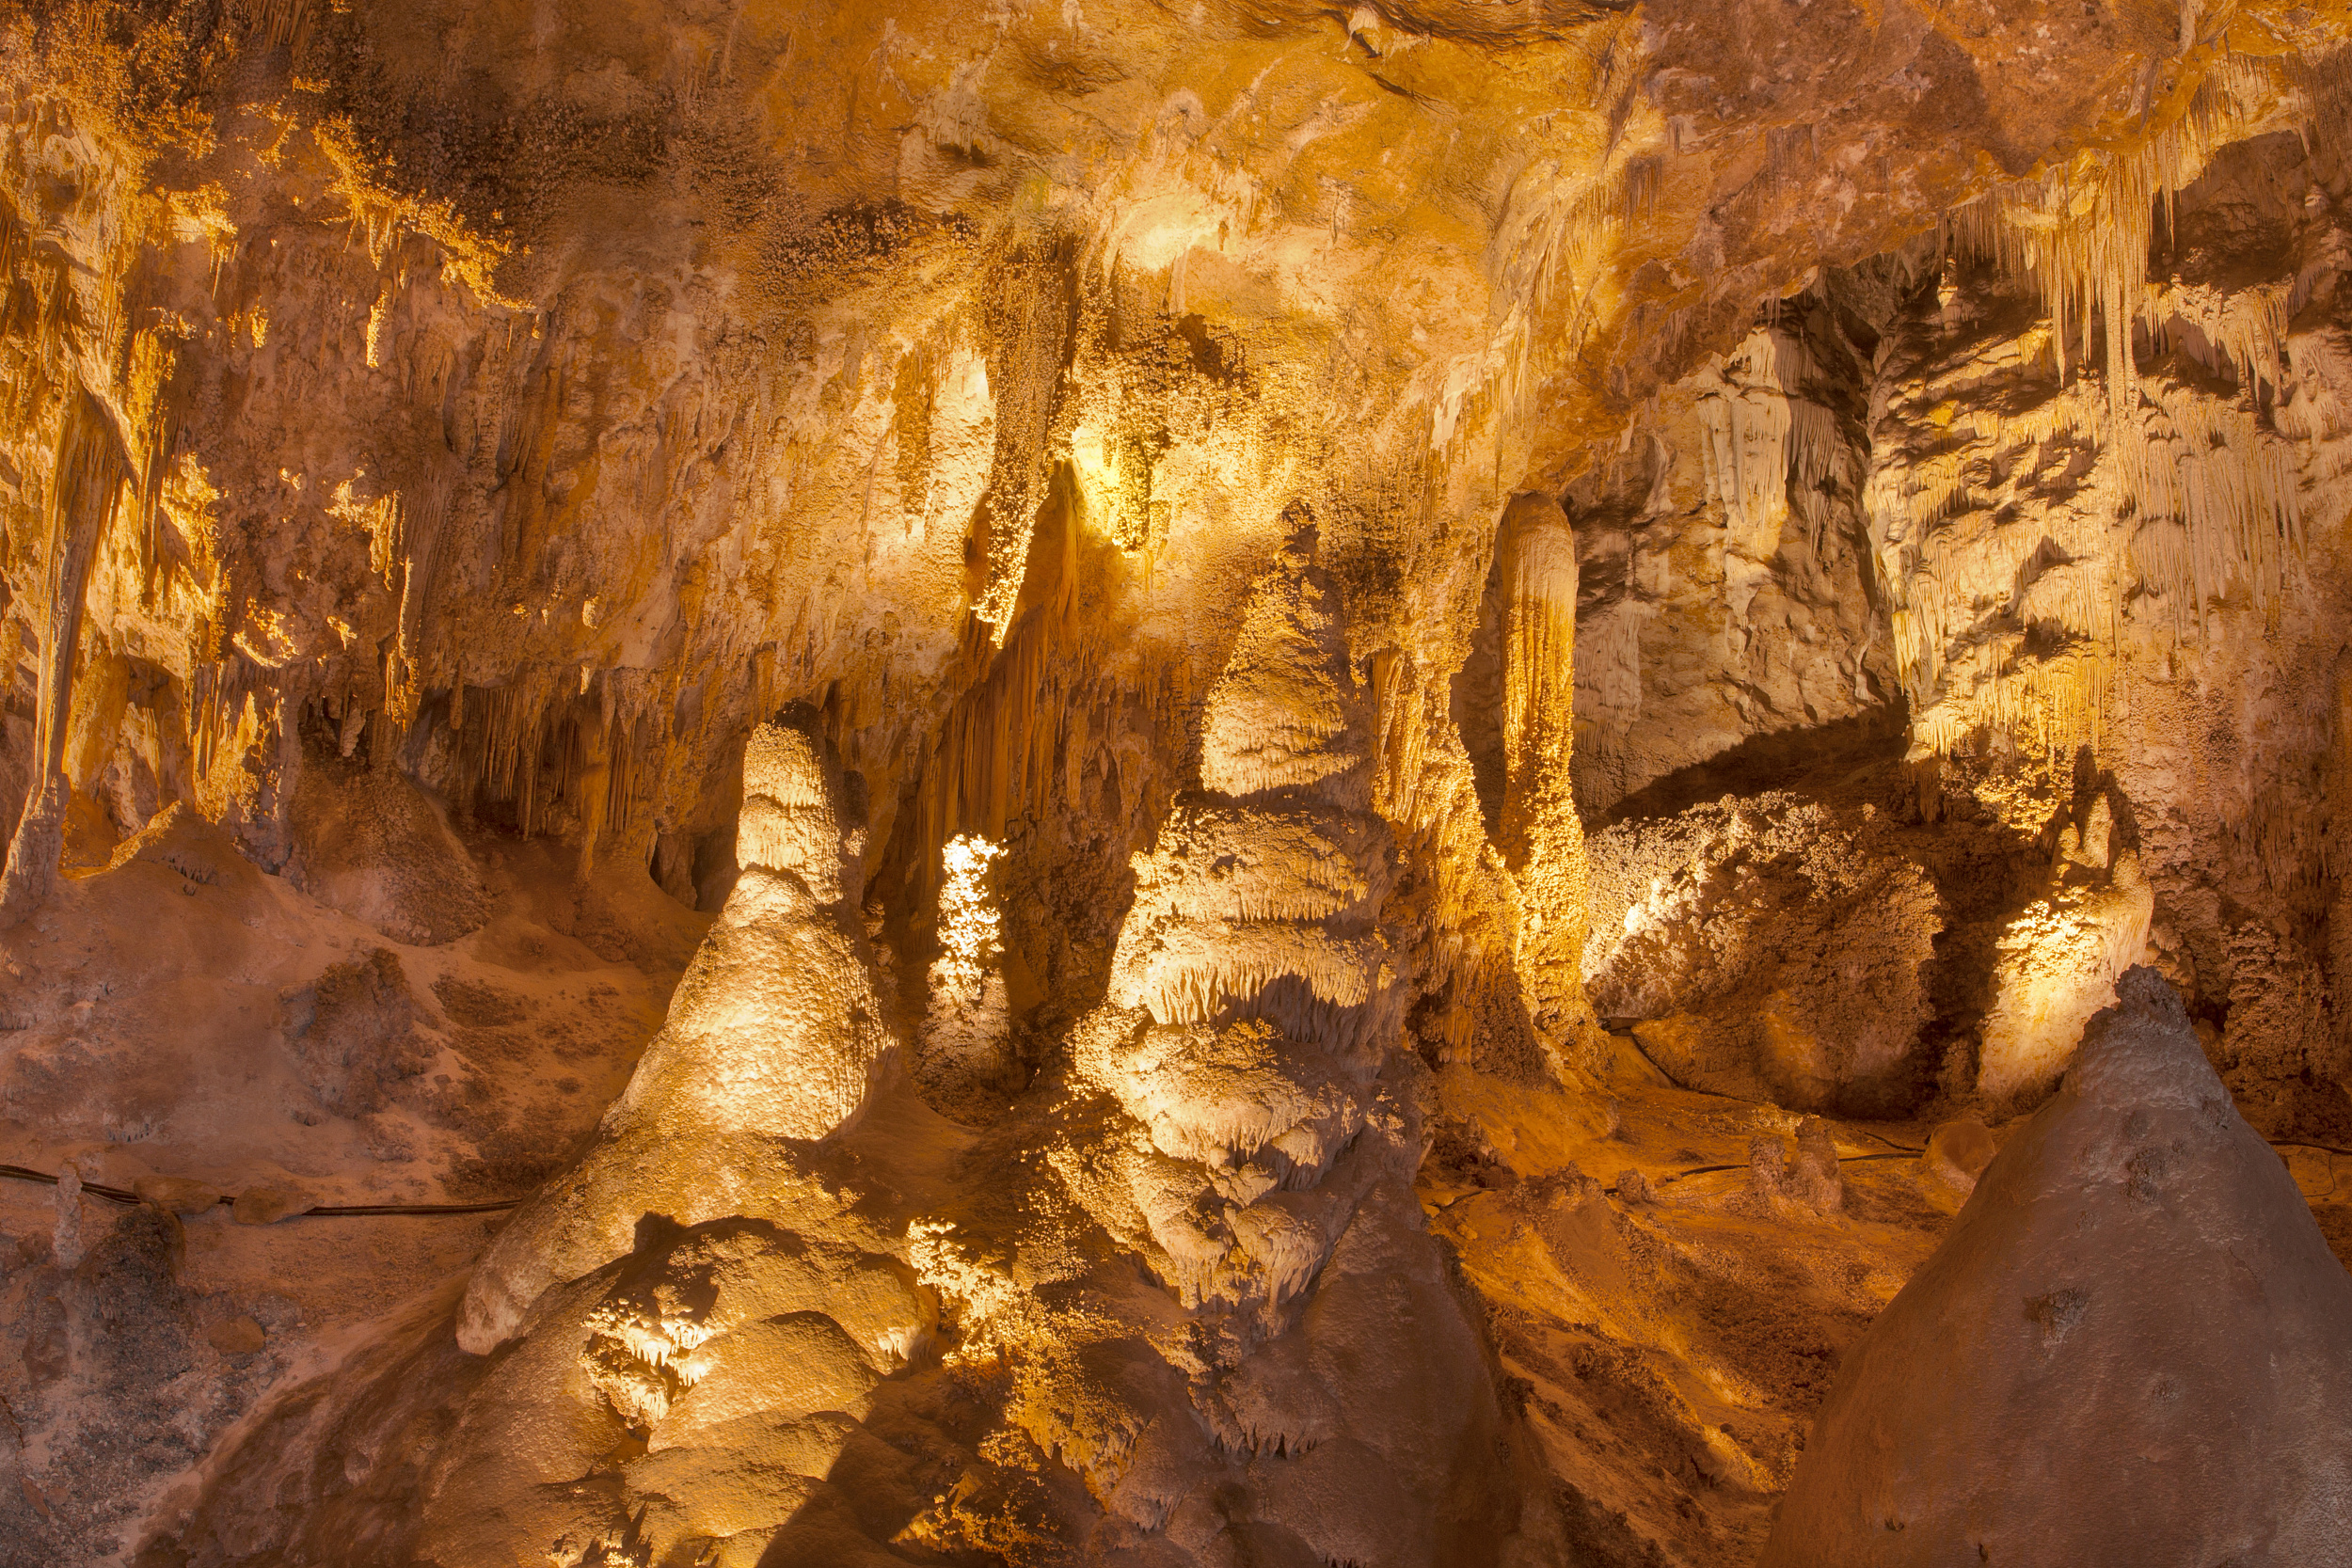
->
xmin=1 ymin=2 xmax=2350 ymax=1566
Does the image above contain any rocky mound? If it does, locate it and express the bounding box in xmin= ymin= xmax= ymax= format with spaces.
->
xmin=1761 ymin=967 xmax=2352 ymax=1566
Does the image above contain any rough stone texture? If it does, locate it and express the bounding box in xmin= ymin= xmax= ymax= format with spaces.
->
xmin=0 ymin=2 xmax=2349 ymax=1565
xmin=1587 ymin=790 xmax=1946 ymax=1114
xmin=288 ymin=750 xmax=488 ymax=946
xmin=459 ymin=705 xmax=894 ymax=1355
xmin=1763 ymin=968 xmax=2352 ymax=1567
xmin=1569 ymin=305 xmax=1902 ymax=816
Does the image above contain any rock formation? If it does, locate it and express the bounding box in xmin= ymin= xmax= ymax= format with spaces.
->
xmin=976 ymin=525 xmax=1549 ymax=1562
xmin=460 ymin=706 xmax=895 ymax=1355
xmin=0 ymin=3 xmax=2348 ymax=1565
xmin=1763 ymin=968 xmax=2352 ymax=1566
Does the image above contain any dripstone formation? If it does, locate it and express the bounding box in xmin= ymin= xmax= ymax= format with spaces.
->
xmin=1 ymin=3 xmax=2350 ymax=1566
xmin=1764 ymin=968 xmax=2352 ymax=1567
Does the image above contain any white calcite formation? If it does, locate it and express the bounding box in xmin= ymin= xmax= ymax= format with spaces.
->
xmin=458 ymin=708 xmax=895 ymax=1354
xmin=405 ymin=708 xmax=930 ymax=1568
xmin=1570 ymin=314 xmax=1898 ymax=818
xmin=1583 ymin=788 xmax=1947 ymax=1113
xmin=914 ymin=831 xmax=1013 ymax=1117
xmin=1085 ymin=523 xmax=1407 ymax=1310
xmin=1977 ymin=789 xmax=2155 ymax=1110
xmin=1026 ymin=526 xmax=1551 ymax=1560
xmin=422 ymin=1212 xmax=931 ymax=1568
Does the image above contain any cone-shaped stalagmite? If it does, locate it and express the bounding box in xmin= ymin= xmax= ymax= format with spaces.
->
xmin=1762 ymin=968 xmax=2352 ymax=1567
xmin=458 ymin=706 xmax=898 ymax=1353
xmin=1089 ymin=518 xmax=1406 ymax=1308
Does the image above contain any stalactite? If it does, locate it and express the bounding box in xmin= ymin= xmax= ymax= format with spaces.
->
xmin=379 ymin=455 xmax=457 ymax=748
xmin=1884 ymin=48 xmax=2315 ymax=757
xmin=471 ymin=663 xmax=564 ymax=834
xmin=971 ymin=237 xmax=1082 ymax=639
xmin=903 ymin=474 xmax=1105 ymax=908
xmin=571 ymin=698 xmax=612 ymax=878
xmin=250 ymin=0 xmax=316 ymax=52
xmin=1941 ymin=49 xmax=2302 ymax=413
xmin=1694 ymin=327 xmax=1836 ymax=553
xmin=1868 ymin=53 xmax=2316 ymax=770
xmin=1498 ymin=504 xmax=1578 ymax=857
xmin=116 ymin=314 xmax=186 ymax=610
xmin=597 ymin=667 xmax=666 ymax=856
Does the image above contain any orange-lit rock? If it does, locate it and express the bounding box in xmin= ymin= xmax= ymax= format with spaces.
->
xmin=0 ymin=3 xmax=2348 ymax=1564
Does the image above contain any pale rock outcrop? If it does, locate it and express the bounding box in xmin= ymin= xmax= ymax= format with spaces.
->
xmin=1977 ymin=788 xmax=2155 ymax=1109
xmin=1493 ymin=494 xmax=1602 ymax=1061
xmin=1 ymin=388 xmax=129 ymax=924
xmin=458 ymin=708 xmax=897 ymax=1354
xmin=1855 ymin=118 xmax=2352 ymax=1137
xmin=1566 ymin=310 xmax=1899 ymax=818
xmin=1762 ymin=968 xmax=2352 ymax=1567
xmin=1585 ymin=792 xmax=1945 ymax=1114
xmin=421 ymin=1215 xmax=930 ymax=1568
xmin=1107 ymin=525 xmax=1397 ymax=1048
xmin=411 ymin=710 xmax=929 ymax=1568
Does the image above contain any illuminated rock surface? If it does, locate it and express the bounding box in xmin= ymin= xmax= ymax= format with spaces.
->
xmin=0 ymin=2 xmax=2347 ymax=1565
xmin=456 ymin=705 xmax=896 ymax=1355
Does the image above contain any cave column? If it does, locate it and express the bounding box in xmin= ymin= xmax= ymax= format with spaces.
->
xmin=1495 ymin=492 xmax=1603 ymax=1068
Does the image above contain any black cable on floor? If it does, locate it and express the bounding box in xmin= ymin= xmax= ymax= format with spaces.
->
xmin=0 ymin=1164 xmax=520 ymax=1215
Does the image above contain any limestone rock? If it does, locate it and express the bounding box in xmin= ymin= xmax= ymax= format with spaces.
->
xmin=133 ymin=1174 xmax=218 ymax=1215
xmin=1978 ymin=792 xmax=2156 ymax=1111
xmin=280 ymin=946 xmax=432 ymax=1118
xmin=1922 ymin=1117 xmax=1998 ymax=1193
xmin=1587 ymin=791 xmax=1944 ymax=1114
xmin=289 ymin=752 xmax=487 ymax=945
xmin=458 ymin=708 xmax=897 ymax=1354
xmin=1763 ymin=969 xmax=2352 ymax=1566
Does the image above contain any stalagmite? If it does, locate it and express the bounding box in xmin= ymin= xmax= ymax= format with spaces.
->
xmin=914 ymin=831 xmax=1013 ymax=1114
xmin=1978 ymin=792 xmax=2155 ymax=1110
xmin=1763 ymin=970 xmax=2352 ymax=1566
xmin=1013 ymin=520 xmax=1550 ymax=1559
xmin=458 ymin=707 xmax=897 ymax=1354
